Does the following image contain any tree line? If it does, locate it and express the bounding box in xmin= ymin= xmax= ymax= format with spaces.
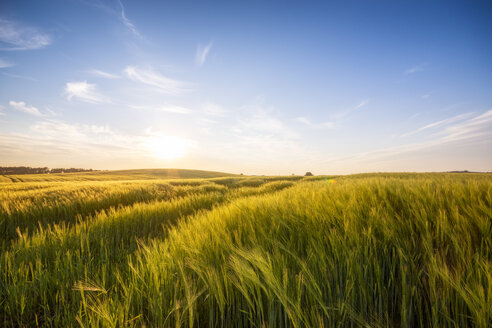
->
xmin=0 ymin=167 xmax=98 ymax=175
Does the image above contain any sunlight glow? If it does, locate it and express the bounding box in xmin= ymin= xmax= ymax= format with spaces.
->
xmin=146 ymin=136 xmax=188 ymax=160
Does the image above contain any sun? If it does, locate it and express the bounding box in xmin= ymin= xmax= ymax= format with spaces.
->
xmin=146 ymin=136 xmax=188 ymax=160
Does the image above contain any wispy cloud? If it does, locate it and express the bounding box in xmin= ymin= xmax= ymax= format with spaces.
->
xmin=132 ymin=102 xmax=225 ymax=116
xmin=124 ymin=66 xmax=189 ymax=95
xmin=202 ymin=102 xmax=227 ymax=116
xmin=234 ymin=103 xmax=298 ymax=139
xmin=334 ymin=99 xmax=370 ymax=119
xmin=81 ymin=0 xmax=141 ymax=38
xmin=0 ymin=58 xmax=14 ymax=68
xmin=223 ymin=104 xmax=307 ymax=165
xmin=327 ymin=110 xmax=492 ymax=165
xmin=405 ymin=63 xmax=427 ymax=75
xmin=400 ymin=112 xmax=474 ymax=137
xmin=0 ymin=118 xmax=192 ymax=165
xmin=354 ymin=99 xmax=369 ymax=110
xmin=0 ymin=119 xmax=137 ymax=160
xmin=294 ymin=100 xmax=368 ymax=130
xmin=44 ymin=107 xmax=58 ymax=117
xmin=195 ymin=41 xmax=213 ymax=66
xmin=158 ymin=105 xmax=193 ymax=114
xmin=439 ymin=110 xmax=492 ymax=143
xmin=30 ymin=120 xmax=114 ymax=139
xmin=117 ymin=0 xmax=141 ymax=37
xmin=129 ymin=104 xmax=193 ymax=114
xmin=88 ymin=69 xmax=120 ymax=79
xmin=0 ymin=18 xmax=52 ymax=50
xmin=240 ymin=110 xmax=286 ymax=133
xmin=9 ymin=100 xmax=43 ymax=117
xmin=204 ymin=99 xmax=307 ymax=168
xmin=295 ymin=116 xmax=334 ymax=129
xmin=1 ymin=71 xmax=37 ymax=81
xmin=65 ymin=81 xmax=110 ymax=104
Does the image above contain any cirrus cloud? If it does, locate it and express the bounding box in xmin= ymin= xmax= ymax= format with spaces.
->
xmin=65 ymin=81 xmax=110 ymax=104
xmin=195 ymin=41 xmax=213 ymax=66
xmin=0 ymin=58 xmax=14 ymax=68
xmin=88 ymin=69 xmax=120 ymax=79
xmin=124 ymin=66 xmax=189 ymax=95
xmin=9 ymin=100 xmax=43 ymax=117
xmin=0 ymin=18 xmax=52 ymax=51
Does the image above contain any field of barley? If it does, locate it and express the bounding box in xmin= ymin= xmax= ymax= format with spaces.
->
xmin=0 ymin=169 xmax=491 ymax=327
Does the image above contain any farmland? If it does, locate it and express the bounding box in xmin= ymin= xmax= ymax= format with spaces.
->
xmin=0 ymin=170 xmax=490 ymax=327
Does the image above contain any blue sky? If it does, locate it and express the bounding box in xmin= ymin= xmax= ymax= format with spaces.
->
xmin=0 ymin=0 xmax=491 ymax=174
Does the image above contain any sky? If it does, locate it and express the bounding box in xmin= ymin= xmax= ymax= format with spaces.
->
xmin=0 ymin=0 xmax=491 ymax=175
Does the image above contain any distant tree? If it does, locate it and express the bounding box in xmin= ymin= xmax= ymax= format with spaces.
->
xmin=0 ymin=166 xmax=96 ymax=175
xmin=304 ymin=172 xmax=314 ymax=176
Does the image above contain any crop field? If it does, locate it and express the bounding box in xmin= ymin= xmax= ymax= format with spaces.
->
xmin=0 ymin=168 xmax=237 ymax=183
xmin=0 ymin=170 xmax=491 ymax=327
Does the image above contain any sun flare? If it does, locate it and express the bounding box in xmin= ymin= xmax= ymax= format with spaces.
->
xmin=146 ymin=136 xmax=188 ymax=160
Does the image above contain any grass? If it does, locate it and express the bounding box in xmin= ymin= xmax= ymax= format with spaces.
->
xmin=0 ymin=171 xmax=490 ymax=327
xmin=0 ymin=168 xmax=236 ymax=183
